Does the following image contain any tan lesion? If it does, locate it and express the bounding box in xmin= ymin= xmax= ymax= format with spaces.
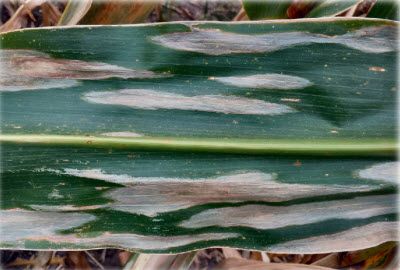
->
xmin=100 ymin=131 xmax=144 ymax=138
xmin=355 ymin=161 xmax=398 ymax=184
xmin=150 ymin=26 xmax=396 ymax=55
xmin=0 ymin=209 xmax=96 ymax=243
xmin=10 ymin=53 xmax=162 ymax=80
xmin=83 ymin=89 xmax=295 ymax=115
xmin=268 ymin=222 xmax=398 ymax=254
xmin=179 ymin=194 xmax=396 ymax=229
xmin=0 ymin=209 xmax=239 ymax=250
xmin=25 ymin=232 xmax=240 ymax=250
xmin=0 ymin=49 xmax=168 ymax=91
xmin=214 ymin=73 xmax=313 ymax=90
xmin=51 ymin=168 xmax=381 ymax=217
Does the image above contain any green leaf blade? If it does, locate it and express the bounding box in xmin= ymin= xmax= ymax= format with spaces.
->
xmin=367 ymin=0 xmax=398 ymax=20
xmin=242 ymin=0 xmax=292 ymax=19
xmin=0 ymin=18 xmax=397 ymax=253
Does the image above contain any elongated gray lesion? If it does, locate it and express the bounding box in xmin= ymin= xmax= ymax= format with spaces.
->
xmin=268 ymin=222 xmax=397 ymax=254
xmin=356 ymin=161 xmax=398 ymax=184
xmin=25 ymin=232 xmax=240 ymax=251
xmin=101 ymin=131 xmax=144 ymax=137
xmin=214 ymin=74 xmax=313 ymax=90
xmin=151 ymin=26 xmax=396 ymax=55
xmin=35 ymin=168 xmax=381 ymax=217
xmin=0 ymin=209 xmax=96 ymax=243
xmin=0 ymin=50 xmax=167 ymax=91
xmin=1 ymin=209 xmax=239 ymax=250
xmin=83 ymin=89 xmax=295 ymax=115
xmin=180 ymin=194 xmax=396 ymax=229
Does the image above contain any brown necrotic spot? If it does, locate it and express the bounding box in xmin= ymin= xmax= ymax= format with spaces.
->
xmin=83 ymin=89 xmax=295 ymax=115
xmin=0 ymin=50 xmax=166 ymax=91
xmin=214 ymin=74 xmax=312 ymax=90
xmin=150 ymin=26 xmax=396 ymax=55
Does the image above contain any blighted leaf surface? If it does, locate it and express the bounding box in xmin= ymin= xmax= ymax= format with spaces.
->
xmin=0 ymin=144 xmax=397 ymax=253
xmin=0 ymin=18 xmax=398 ymax=253
xmin=0 ymin=19 xmax=397 ymax=139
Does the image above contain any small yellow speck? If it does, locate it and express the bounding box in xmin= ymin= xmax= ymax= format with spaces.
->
xmin=280 ymin=98 xmax=300 ymax=103
xmin=369 ymin=66 xmax=386 ymax=72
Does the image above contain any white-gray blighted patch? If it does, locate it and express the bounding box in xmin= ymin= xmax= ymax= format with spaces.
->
xmin=0 ymin=209 xmax=95 ymax=243
xmin=24 ymin=232 xmax=240 ymax=251
xmin=150 ymin=26 xmax=396 ymax=55
xmin=267 ymin=222 xmax=397 ymax=254
xmin=0 ymin=49 xmax=166 ymax=91
xmin=180 ymin=194 xmax=396 ymax=229
xmin=215 ymin=74 xmax=312 ymax=90
xmin=83 ymin=89 xmax=295 ymax=115
xmin=56 ymin=169 xmax=378 ymax=216
xmin=1 ymin=50 xmax=79 ymax=91
xmin=0 ymin=209 xmax=239 ymax=250
xmin=356 ymin=162 xmax=398 ymax=184
xmin=101 ymin=131 xmax=144 ymax=137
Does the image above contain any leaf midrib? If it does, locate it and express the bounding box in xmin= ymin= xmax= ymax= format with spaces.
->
xmin=0 ymin=134 xmax=396 ymax=157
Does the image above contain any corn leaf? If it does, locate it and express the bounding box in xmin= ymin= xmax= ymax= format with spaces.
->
xmin=242 ymin=0 xmax=360 ymax=19
xmin=367 ymin=0 xmax=398 ymax=20
xmin=57 ymin=0 xmax=93 ymax=26
xmin=242 ymin=0 xmax=292 ymax=19
xmin=305 ymin=0 xmax=360 ymax=18
xmin=0 ymin=18 xmax=398 ymax=253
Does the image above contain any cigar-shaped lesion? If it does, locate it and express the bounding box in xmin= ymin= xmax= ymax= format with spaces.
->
xmin=0 ymin=49 xmax=167 ymax=92
xmin=150 ymin=26 xmax=397 ymax=55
